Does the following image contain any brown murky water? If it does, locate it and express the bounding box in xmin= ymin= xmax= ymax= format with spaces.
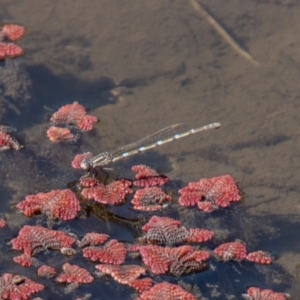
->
xmin=1 ymin=0 xmax=300 ymax=299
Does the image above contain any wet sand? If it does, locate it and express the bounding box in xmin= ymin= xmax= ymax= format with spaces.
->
xmin=1 ymin=0 xmax=300 ymax=298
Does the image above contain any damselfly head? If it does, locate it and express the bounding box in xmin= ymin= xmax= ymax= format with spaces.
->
xmin=80 ymin=158 xmax=91 ymax=170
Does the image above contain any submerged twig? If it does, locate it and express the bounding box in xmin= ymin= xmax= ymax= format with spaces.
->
xmin=189 ymin=0 xmax=259 ymax=66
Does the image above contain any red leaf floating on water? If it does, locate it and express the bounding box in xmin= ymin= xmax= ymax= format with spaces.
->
xmin=179 ymin=175 xmax=241 ymax=211
xmin=95 ymin=264 xmax=146 ymax=285
xmin=81 ymin=179 xmax=133 ymax=205
xmin=47 ymin=126 xmax=77 ymax=143
xmin=0 ymin=273 xmax=44 ymax=300
xmin=0 ymin=130 xmax=22 ymax=150
xmin=0 ymin=42 xmax=23 ymax=60
xmin=131 ymin=187 xmax=171 ymax=211
xmin=1 ymin=24 xmax=25 ymax=41
xmin=37 ymin=265 xmax=57 ymax=278
xmin=242 ymin=287 xmax=287 ymax=300
xmin=132 ymin=165 xmax=169 ymax=187
xmin=11 ymin=225 xmax=76 ymax=256
xmin=50 ymin=102 xmax=98 ymax=131
xmin=136 ymin=282 xmax=197 ymax=300
xmin=78 ymin=232 xmax=109 ymax=247
xmin=56 ymin=263 xmax=94 ymax=284
xmin=214 ymin=241 xmax=247 ymax=261
xmin=17 ymin=189 xmax=81 ymax=221
xmin=71 ymin=152 xmax=93 ymax=169
xmin=245 ymin=251 xmax=272 ymax=265
xmin=83 ymin=239 xmax=126 ymax=265
xmin=139 ymin=216 xmax=214 ymax=245
xmin=139 ymin=245 xmax=207 ymax=276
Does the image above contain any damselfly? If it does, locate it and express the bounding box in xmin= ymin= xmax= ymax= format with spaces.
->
xmin=81 ymin=122 xmax=221 ymax=171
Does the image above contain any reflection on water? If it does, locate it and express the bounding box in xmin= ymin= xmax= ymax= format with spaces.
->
xmin=1 ymin=0 xmax=300 ymax=298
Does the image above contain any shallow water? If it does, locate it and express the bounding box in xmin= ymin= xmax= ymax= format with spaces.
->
xmin=1 ymin=0 xmax=300 ymax=299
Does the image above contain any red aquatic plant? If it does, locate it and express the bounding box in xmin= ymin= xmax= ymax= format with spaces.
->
xmin=214 ymin=241 xmax=247 ymax=261
xmin=82 ymin=239 xmax=127 ymax=265
xmin=79 ymin=176 xmax=100 ymax=188
xmin=197 ymin=201 xmax=219 ymax=213
xmin=179 ymin=174 xmax=241 ymax=212
xmin=71 ymin=152 xmax=93 ymax=169
xmin=0 ymin=42 xmax=23 ymax=61
xmin=95 ymin=264 xmax=146 ymax=285
xmin=0 ymin=273 xmax=44 ymax=300
xmin=245 ymin=251 xmax=272 ymax=265
xmin=13 ymin=253 xmax=39 ymax=267
xmin=47 ymin=126 xmax=77 ymax=143
xmin=95 ymin=264 xmax=153 ymax=292
xmin=0 ymin=130 xmax=22 ymax=150
xmin=0 ymin=23 xmax=25 ymax=60
xmin=242 ymin=287 xmax=288 ymax=300
xmin=37 ymin=265 xmax=57 ymax=278
xmin=132 ymin=165 xmax=169 ymax=187
xmin=17 ymin=189 xmax=81 ymax=221
xmin=131 ymin=187 xmax=171 ymax=211
xmin=50 ymin=102 xmax=98 ymax=131
xmin=129 ymin=278 xmax=153 ymax=293
xmin=136 ymin=282 xmax=197 ymax=300
xmin=0 ymin=218 xmax=6 ymax=228
xmin=81 ymin=179 xmax=133 ymax=205
xmin=11 ymin=225 xmax=76 ymax=256
xmin=78 ymin=232 xmax=109 ymax=248
xmin=56 ymin=263 xmax=93 ymax=293
xmin=139 ymin=245 xmax=208 ymax=276
xmin=139 ymin=216 xmax=214 ymax=245
xmin=1 ymin=24 xmax=25 ymax=42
